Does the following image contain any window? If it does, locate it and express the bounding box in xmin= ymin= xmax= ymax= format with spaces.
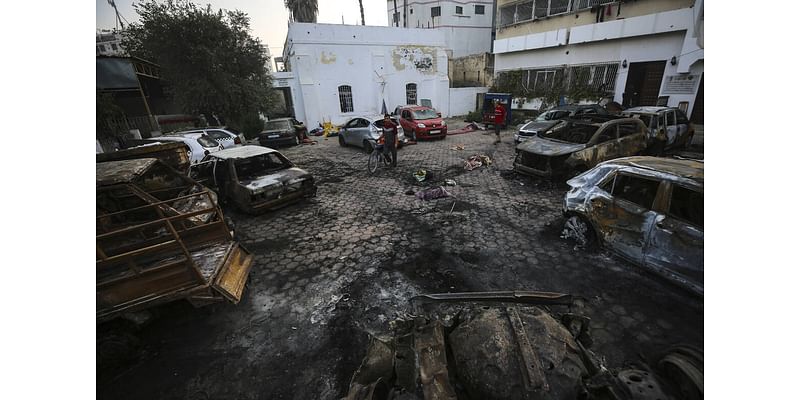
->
xmin=235 ymin=153 xmax=290 ymax=180
xmin=676 ymin=109 xmax=690 ymax=124
xmin=668 ymin=185 xmax=703 ymax=228
xmin=406 ymin=83 xmax=417 ymax=105
xmin=197 ymin=134 xmax=220 ymax=148
xmin=617 ymin=122 xmax=640 ymax=137
xmin=572 ymin=0 xmax=616 ymax=12
xmin=111 ymin=43 xmax=118 ymax=51
xmin=455 ymin=6 xmax=463 ymax=15
xmin=475 ymin=5 xmax=485 ymax=14
xmin=338 ymin=85 xmax=354 ymax=113
xmin=431 ymin=6 xmax=441 ymax=17
xmin=402 ymin=110 xmax=411 ymax=119
xmin=98 ymin=44 xmax=107 ymax=52
xmin=611 ymin=174 xmax=661 ymax=210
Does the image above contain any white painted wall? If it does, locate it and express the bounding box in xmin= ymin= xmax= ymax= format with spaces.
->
xmin=448 ymin=86 xmax=489 ymax=116
xmin=283 ymin=23 xmax=451 ymax=126
xmin=386 ymin=0 xmax=495 ymax=57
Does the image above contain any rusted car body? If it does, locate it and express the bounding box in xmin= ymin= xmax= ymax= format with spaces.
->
xmin=514 ymin=117 xmax=648 ymax=179
xmin=344 ymin=291 xmax=703 ymax=400
xmin=96 ymin=158 xmax=254 ymax=322
xmin=198 ymin=145 xmax=317 ymax=214
xmin=96 ymin=141 xmax=192 ymax=174
xmin=621 ymin=107 xmax=695 ymax=152
xmin=562 ymin=156 xmax=703 ymax=295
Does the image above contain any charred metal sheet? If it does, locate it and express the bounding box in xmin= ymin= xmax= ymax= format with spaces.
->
xmin=97 ymin=142 xmax=191 ymax=174
xmin=506 ymin=306 xmax=549 ymax=392
xmin=96 ymin=158 xmax=158 ymax=186
xmin=411 ymin=291 xmax=573 ymax=308
xmin=413 ymin=320 xmax=457 ymax=400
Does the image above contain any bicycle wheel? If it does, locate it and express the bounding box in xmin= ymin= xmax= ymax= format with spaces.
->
xmin=367 ymin=150 xmax=380 ymax=174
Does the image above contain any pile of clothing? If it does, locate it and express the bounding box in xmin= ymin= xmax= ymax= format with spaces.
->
xmin=464 ymin=154 xmax=492 ymax=171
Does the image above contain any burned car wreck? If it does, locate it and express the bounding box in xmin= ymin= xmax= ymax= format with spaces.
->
xmin=196 ymin=145 xmax=317 ymax=214
xmin=561 ymin=157 xmax=703 ymax=295
xmin=344 ymin=291 xmax=702 ymax=400
xmin=96 ymin=158 xmax=254 ymax=321
xmin=514 ymin=117 xmax=648 ymax=179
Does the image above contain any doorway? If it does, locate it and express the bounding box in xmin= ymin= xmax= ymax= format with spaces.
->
xmin=623 ymin=61 xmax=667 ymax=107
xmin=690 ymin=75 xmax=704 ymax=124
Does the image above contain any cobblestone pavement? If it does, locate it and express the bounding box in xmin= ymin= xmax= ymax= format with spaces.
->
xmin=99 ymin=125 xmax=703 ymax=400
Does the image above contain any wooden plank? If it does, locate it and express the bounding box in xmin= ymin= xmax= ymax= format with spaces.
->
xmin=212 ymin=245 xmax=254 ymax=303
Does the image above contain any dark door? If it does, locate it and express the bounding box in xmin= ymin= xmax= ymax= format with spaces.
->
xmin=623 ymin=61 xmax=667 ymax=107
xmin=690 ymin=75 xmax=704 ymax=124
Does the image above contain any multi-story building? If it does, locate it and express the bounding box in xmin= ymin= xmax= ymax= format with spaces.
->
xmin=492 ymin=0 xmax=704 ymax=122
xmin=96 ymin=29 xmax=126 ymax=56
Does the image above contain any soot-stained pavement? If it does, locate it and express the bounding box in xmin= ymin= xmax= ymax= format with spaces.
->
xmin=98 ymin=126 xmax=702 ymax=400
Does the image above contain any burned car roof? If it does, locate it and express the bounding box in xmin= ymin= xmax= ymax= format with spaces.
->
xmin=96 ymin=158 xmax=158 ymax=186
xmin=623 ymin=106 xmax=674 ymax=114
xmin=601 ymin=156 xmax=704 ymax=184
xmin=210 ymin=145 xmax=277 ymax=160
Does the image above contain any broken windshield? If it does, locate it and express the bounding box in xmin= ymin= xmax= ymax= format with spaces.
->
xmin=540 ymin=121 xmax=599 ymax=144
xmin=234 ymin=153 xmax=291 ymax=181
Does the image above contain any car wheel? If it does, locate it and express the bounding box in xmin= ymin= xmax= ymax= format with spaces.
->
xmin=363 ymin=140 xmax=374 ymax=154
xmin=562 ymin=215 xmax=595 ymax=249
xmin=338 ymin=134 xmax=346 ymax=147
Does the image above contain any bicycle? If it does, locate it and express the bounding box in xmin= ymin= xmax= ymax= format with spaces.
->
xmin=367 ymin=140 xmax=392 ymax=174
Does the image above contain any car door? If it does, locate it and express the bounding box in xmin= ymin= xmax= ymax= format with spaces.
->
xmin=589 ymin=172 xmax=663 ymax=264
xmin=644 ymin=182 xmax=704 ymax=286
xmin=664 ymin=110 xmax=679 ymax=147
xmin=578 ymin=124 xmax=619 ymax=167
xmin=352 ymin=118 xmax=372 ymax=146
xmin=401 ymin=110 xmax=413 ymax=131
xmin=616 ymin=121 xmax=648 ymax=156
xmin=341 ymin=118 xmax=360 ymax=145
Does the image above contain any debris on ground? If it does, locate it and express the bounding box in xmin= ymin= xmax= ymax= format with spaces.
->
xmin=450 ymin=144 xmax=465 ymax=151
xmin=404 ymin=188 xmax=416 ymax=195
xmin=413 ymin=169 xmax=428 ymax=182
xmin=464 ymin=154 xmax=492 ymax=171
xmin=448 ymin=122 xmax=483 ymax=135
xmin=301 ymin=138 xmax=316 ymax=145
xmin=444 ymin=179 xmax=457 ymax=186
xmin=416 ymin=186 xmax=450 ymax=201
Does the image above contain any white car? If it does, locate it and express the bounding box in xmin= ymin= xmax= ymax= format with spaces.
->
xmin=148 ymin=133 xmax=223 ymax=164
xmin=172 ymin=127 xmax=244 ymax=149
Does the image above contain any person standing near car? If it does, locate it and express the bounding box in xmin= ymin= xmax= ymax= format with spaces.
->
xmin=379 ymin=114 xmax=398 ymax=167
xmin=493 ymin=100 xmax=506 ymax=144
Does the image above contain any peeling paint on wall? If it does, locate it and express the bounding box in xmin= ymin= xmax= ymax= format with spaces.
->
xmin=391 ymin=46 xmax=437 ymax=74
xmin=320 ymin=51 xmax=337 ymax=64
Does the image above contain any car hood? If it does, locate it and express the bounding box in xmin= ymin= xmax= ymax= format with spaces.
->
xmin=517 ymin=137 xmax=586 ymax=156
xmin=416 ymin=118 xmax=443 ymax=125
xmin=520 ymin=120 xmax=559 ymax=133
xmin=241 ymin=167 xmax=313 ymax=195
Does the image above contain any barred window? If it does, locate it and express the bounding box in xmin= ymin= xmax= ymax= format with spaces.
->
xmin=572 ymin=0 xmax=616 ymax=12
xmin=431 ymin=6 xmax=441 ymax=17
xmin=500 ymin=0 xmax=615 ymax=27
xmin=338 ymin=85 xmax=353 ymax=113
xmin=475 ymin=5 xmax=485 ymax=15
xmin=456 ymin=6 xmax=463 ymax=15
xmin=406 ymin=83 xmax=417 ymax=105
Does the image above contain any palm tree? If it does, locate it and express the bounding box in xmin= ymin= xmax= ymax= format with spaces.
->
xmin=359 ymin=0 xmax=365 ymax=25
xmin=285 ymin=0 xmax=317 ymax=23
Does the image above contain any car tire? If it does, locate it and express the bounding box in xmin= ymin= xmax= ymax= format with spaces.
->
xmin=338 ymin=134 xmax=346 ymax=147
xmin=562 ymin=215 xmax=596 ymax=249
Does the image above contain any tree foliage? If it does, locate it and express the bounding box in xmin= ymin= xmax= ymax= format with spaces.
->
xmin=123 ymin=0 xmax=275 ymax=126
xmin=285 ymin=0 xmax=317 ymax=23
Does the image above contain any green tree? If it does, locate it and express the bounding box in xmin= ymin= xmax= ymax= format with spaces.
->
xmin=285 ymin=0 xmax=317 ymax=23
xmin=123 ymin=0 xmax=275 ymax=127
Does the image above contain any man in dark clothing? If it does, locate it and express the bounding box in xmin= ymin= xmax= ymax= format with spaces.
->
xmin=379 ymin=114 xmax=398 ymax=167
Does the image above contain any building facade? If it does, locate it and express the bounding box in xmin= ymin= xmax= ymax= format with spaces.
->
xmin=386 ymin=0 xmax=496 ymax=58
xmin=492 ymin=0 xmax=704 ymax=122
xmin=96 ymin=30 xmax=126 ymax=57
xmin=279 ymin=23 xmax=451 ymax=126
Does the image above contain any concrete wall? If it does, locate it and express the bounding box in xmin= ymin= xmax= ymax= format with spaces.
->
xmin=386 ymin=0 xmax=495 ymax=57
xmin=284 ymin=23 xmax=451 ymax=126
xmin=449 ymin=53 xmax=494 ymax=87
xmin=448 ymin=86 xmax=489 ymax=116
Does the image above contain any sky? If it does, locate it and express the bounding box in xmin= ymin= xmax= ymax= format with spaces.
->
xmin=96 ymin=0 xmax=391 ymax=59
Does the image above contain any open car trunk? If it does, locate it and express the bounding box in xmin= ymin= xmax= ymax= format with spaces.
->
xmin=96 ymin=159 xmax=254 ymax=322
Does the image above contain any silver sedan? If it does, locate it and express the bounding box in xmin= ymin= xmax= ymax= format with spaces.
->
xmin=338 ymin=115 xmax=405 ymax=152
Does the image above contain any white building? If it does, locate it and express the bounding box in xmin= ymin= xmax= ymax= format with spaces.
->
xmin=277 ymin=23 xmax=451 ymax=126
xmin=386 ymin=1 xmax=496 ymax=58
xmin=493 ymin=0 xmax=704 ymax=122
xmin=96 ymin=29 xmax=126 ymax=56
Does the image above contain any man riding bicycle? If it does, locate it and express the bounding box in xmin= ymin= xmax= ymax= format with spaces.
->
xmin=378 ymin=114 xmax=398 ymax=168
